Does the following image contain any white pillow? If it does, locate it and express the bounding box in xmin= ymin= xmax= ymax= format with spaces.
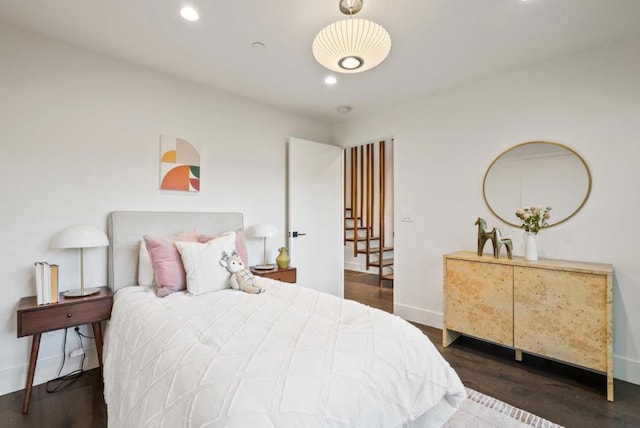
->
xmin=175 ymin=232 xmax=236 ymax=295
xmin=138 ymin=241 xmax=156 ymax=287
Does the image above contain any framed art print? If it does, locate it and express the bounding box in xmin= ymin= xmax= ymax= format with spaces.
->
xmin=159 ymin=135 xmax=200 ymax=192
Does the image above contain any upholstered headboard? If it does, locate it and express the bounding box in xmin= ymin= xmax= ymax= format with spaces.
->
xmin=107 ymin=211 xmax=243 ymax=291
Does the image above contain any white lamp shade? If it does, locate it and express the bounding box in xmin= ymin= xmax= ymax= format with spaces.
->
xmin=51 ymin=225 xmax=109 ymax=249
xmin=249 ymin=223 xmax=279 ymax=238
xmin=313 ymin=18 xmax=391 ymax=74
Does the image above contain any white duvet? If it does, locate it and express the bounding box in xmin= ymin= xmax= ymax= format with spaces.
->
xmin=104 ymin=278 xmax=465 ymax=427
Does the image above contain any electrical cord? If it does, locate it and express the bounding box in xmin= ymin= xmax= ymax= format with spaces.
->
xmin=45 ymin=326 xmax=86 ymax=393
xmin=77 ymin=330 xmax=94 ymax=340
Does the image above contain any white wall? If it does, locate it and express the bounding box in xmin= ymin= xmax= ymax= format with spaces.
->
xmin=334 ymin=36 xmax=640 ymax=385
xmin=0 ymin=25 xmax=331 ymax=395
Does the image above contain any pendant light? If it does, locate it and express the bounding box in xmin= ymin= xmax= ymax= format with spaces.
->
xmin=312 ymin=0 xmax=391 ymax=74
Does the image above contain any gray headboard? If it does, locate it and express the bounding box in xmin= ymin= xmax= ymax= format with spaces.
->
xmin=107 ymin=211 xmax=243 ymax=291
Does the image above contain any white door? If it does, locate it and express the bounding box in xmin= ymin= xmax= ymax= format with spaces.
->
xmin=288 ymin=137 xmax=344 ymax=297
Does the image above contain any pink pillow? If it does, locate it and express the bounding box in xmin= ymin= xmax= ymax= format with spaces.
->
xmin=144 ymin=231 xmax=199 ymax=297
xmin=199 ymin=229 xmax=249 ymax=267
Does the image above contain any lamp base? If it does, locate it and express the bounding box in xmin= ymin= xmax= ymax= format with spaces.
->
xmin=63 ymin=287 xmax=101 ymax=297
xmin=253 ymin=264 xmax=276 ymax=271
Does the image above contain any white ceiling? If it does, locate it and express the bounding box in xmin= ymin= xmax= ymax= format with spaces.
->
xmin=2 ymin=0 xmax=640 ymax=124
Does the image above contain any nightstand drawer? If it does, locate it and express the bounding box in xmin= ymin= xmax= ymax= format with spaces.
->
xmin=251 ymin=267 xmax=297 ymax=283
xmin=18 ymin=299 xmax=112 ymax=337
xmin=267 ymin=269 xmax=296 ymax=283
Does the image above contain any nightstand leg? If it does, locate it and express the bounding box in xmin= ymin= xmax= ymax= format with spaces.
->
xmin=22 ymin=333 xmax=41 ymax=414
xmin=92 ymin=321 xmax=104 ymax=369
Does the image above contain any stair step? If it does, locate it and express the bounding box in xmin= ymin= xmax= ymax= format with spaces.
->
xmin=345 ymin=226 xmax=372 ymax=231
xmin=357 ymin=246 xmax=393 ymax=254
xmin=345 ymin=236 xmax=380 ymax=242
xmin=380 ymin=273 xmax=394 ymax=281
xmin=369 ymin=258 xmax=394 ymax=267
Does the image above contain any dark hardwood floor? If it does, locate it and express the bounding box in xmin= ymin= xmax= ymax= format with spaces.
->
xmin=345 ymin=270 xmax=640 ymax=428
xmin=0 ymin=368 xmax=107 ymax=428
xmin=2 ymin=271 xmax=638 ymax=427
xmin=344 ymin=269 xmax=394 ymax=313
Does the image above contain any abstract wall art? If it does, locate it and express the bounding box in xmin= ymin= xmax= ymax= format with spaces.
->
xmin=160 ymin=135 xmax=200 ymax=192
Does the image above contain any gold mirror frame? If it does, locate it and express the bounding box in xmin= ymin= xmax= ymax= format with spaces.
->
xmin=482 ymin=141 xmax=592 ymax=228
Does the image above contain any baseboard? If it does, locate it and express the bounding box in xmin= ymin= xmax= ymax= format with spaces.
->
xmin=614 ymin=354 xmax=640 ymax=386
xmin=0 ymin=347 xmax=99 ymax=397
xmin=394 ymin=302 xmax=443 ymax=329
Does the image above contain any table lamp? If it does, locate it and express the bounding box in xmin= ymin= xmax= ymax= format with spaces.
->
xmin=51 ymin=225 xmax=109 ymax=297
xmin=250 ymin=223 xmax=278 ymax=270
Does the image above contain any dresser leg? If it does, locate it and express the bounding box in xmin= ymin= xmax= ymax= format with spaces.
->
xmin=442 ymin=328 xmax=461 ymax=347
xmin=515 ymin=349 xmax=523 ymax=362
xmin=92 ymin=321 xmax=104 ymax=369
xmin=22 ymin=333 xmax=41 ymax=414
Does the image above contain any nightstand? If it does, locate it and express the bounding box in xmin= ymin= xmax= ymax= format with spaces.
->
xmin=251 ymin=266 xmax=297 ymax=283
xmin=17 ymin=286 xmax=113 ymax=413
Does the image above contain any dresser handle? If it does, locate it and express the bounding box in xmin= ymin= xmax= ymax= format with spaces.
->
xmin=66 ymin=313 xmax=72 ymax=318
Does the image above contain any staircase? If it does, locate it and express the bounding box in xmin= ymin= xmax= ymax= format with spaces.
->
xmin=344 ymin=141 xmax=393 ymax=287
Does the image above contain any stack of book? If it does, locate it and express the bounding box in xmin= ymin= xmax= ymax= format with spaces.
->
xmin=34 ymin=262 xmax=59 ymax=305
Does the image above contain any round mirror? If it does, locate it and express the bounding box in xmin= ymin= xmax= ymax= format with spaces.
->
xmin=483 ymin=141 xmax=591 ymax=228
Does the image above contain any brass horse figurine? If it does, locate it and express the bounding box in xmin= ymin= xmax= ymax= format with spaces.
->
xmin=492 ymin=227 xmax=513 ymax=259
xmin=475 ymin=217 xmax=495 ymax=257
xmin=475 ymin=217 xmax=513 ymax=259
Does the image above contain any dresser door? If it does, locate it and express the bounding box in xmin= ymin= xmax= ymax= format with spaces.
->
xmin=514 ymin=267 xmax=607 ymax=372
xmin=445 ymin=259 xmax=514 ymax=347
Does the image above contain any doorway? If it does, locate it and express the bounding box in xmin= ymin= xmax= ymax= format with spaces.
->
xmin=343 ymin=139 xmax=394 ymax=305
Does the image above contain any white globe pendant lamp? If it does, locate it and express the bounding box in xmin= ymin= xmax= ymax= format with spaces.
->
xmin=313 ymin=0 xmax=391 ymax=74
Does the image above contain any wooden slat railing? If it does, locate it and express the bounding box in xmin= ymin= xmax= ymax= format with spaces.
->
xmin=344 ymin=140 xmax=393 ymax=287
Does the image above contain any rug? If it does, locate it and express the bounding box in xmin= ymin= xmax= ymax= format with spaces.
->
xmin=444 ymin=387 xmax=564 ymax=428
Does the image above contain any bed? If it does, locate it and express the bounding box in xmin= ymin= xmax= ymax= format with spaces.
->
xmin=103 ymin=211 xmax=466 ymax=427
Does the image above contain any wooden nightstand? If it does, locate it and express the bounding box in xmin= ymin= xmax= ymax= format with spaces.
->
xmin=17 ymin=286 xmax=113 ymax=413
xmin=251 ymin=266 xmax=297 ymax=283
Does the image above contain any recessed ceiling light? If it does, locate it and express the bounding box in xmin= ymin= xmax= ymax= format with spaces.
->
xmin=251 ymin=41 xmax=266 ymax=49
xmin=324 ymin=76 xmax=337 ymax=85
xmin=337 ymin=106 xmax=352 ymax=114
xmin=180 ymin=6 xmax=199 ymax=22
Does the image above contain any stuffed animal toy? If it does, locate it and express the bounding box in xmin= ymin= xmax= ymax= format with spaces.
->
xmin=219 ymin=250 xmax=264 ymax=294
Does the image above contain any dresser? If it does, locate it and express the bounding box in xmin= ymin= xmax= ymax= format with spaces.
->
xmin=442 ymin=251 xmax=613 ymax=401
